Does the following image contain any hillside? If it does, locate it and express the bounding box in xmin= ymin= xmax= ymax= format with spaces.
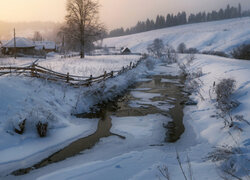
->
xmin=103 ymin=17 xmax=250 ymax=54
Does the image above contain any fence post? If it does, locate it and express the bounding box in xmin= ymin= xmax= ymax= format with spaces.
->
xmin=104 ymin=71 xmax=107 ymax=79
xmin=130 ymin=62 xmax=132 ymax=69
xmin=89 ymin=74 xmax=93 ymax=86
xmin=66 ymin=72 xmax=69 ymax=83
xmin=111 ymin=71 xmax=114 ymax=78
xmin=31 ymin=64 xmax=35 ymax=77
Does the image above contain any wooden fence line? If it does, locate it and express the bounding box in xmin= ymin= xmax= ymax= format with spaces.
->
xmin=0 ymin=55 xmax=147 ymax=87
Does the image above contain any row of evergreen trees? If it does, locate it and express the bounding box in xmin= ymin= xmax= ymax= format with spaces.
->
xmin=109 ymin=4 xmax=250 ymax=38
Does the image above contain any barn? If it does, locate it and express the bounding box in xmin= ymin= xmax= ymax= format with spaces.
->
xmin=2 ymin=37 xmax=35 ymax=55
xmin=121 ymin=47 xmax=131 ymax=54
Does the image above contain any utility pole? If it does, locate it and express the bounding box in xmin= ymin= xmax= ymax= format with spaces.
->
xmin=62 ymin=35 xmax=65 ymax=54
xmin=14 ymin=28 xmax=16 ymax=59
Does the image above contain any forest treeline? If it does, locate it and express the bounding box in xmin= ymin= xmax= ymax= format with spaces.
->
xmin=108 ymin=4 xmax=250 ymax=38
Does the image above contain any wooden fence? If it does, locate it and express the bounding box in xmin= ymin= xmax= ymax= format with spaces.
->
xmin=0 ymin=55 xmax=146 ymax=87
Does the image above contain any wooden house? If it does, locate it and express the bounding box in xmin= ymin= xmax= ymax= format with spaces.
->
xmin=34 ymin=41 xmax=57 ymax=53
xmin=2 ymin=37 xmax=35 ymax=55
xmin=121 ymin=47 xmax=131 ymax=54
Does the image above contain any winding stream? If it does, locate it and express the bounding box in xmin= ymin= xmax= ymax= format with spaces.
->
xmin=12 ymin=73 xmax=187 ymax=176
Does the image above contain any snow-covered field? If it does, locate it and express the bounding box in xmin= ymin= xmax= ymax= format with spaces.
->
xmin=0 ymin=17 xmax=250 ymax=179
xmin=0 ymin=55 xmax=140 ymax=77
xmin=103 ymin=17 xmax=250 ymax=54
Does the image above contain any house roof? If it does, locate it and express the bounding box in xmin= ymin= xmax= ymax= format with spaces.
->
xmin=34 ymin=41 xmax=56 ymax=50
xmin=3 ymin=37 xmax=35 ymax=48
xmin=121 ymin=47 xmax=131 ymax=53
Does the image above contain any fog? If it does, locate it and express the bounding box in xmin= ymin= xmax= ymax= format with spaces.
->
xmin=0 ymin=0 xmax=249 ymax=39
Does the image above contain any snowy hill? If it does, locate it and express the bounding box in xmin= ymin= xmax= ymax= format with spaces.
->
xmin=103 ymin=17 xmax=250 ymax=53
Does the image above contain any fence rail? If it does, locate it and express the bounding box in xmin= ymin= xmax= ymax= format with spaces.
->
xmin=0 ymin=55 xmax=147 ymax=87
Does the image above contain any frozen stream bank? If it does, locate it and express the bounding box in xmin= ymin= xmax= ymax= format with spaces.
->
xmin=12 ymin=65 xmax=187 ymax=176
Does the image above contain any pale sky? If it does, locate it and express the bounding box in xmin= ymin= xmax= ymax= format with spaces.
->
xmin=0 ymin=0 xmax=250 ymax=30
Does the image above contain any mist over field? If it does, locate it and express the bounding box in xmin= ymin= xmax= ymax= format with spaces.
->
xmin=0 ymin=21 xmax=61 ymax=40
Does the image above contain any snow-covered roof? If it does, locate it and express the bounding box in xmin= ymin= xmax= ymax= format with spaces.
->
xmin=34 ymin=41 xmax=56 ymax=50
xmin=121 ymin=47 xmax=131 ymax=53
xmin=3 ymin=37 xmax=35 ymax=48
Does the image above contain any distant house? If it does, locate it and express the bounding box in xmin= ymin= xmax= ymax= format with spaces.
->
xmin=121 ymin=47 xmax=131 ymax=54
xmin=34 ymin=41 xmax=57 ymax=53
xmin=2 ymin=37 xmax=35 ymax=55
xmin=91 ymin=46 xmax=121 ymax=55
xmin=0 ymin=41 xmax=2 ymax=55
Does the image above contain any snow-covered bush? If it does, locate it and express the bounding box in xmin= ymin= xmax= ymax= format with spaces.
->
xmin=7 ymin=106 xmax=60 ymax=137
xmin=177 ymin=43 xmax=187 ymax=53
xmin=178 ymin=55 xmax=204 ymax=100
xmin=145 ymin=57 xmax=156 ymax=70
xmin=206 ymin=145 xmax=249 ymax=180
xmin=231 ymin=44 xmax=250 ymax=60
xmin=14 ymin=119 xmax=26 ymax=134
xmin=202 ymin=50 xmax=229 ymax=58
xmin=164 ymin=44 xmax=178 ymax=64
xmin=214 ymin=78 xmax=250 ymax=129
xmin=205 ymin=145 xmax=239 ymax=162
xmin=36 ymin=121 xmax=48 ymax=137
xmin=186 ymin=54 xmax=196 ymax=66
xmin=178 ymin=63 xmax=188 ymax=76
xmin=185 ymin=48 xmax=199 ymax=54
xmin=215 ymin=79 xmax=236 ymax=113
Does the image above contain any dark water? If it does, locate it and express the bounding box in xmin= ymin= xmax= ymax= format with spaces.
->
xmin=12 ymin=74 xmax=187 ymax=176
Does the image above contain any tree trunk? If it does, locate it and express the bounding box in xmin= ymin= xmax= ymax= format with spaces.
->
xmin=80 ymin=40 xmax=85 ymax=58
xmin=80 ymin=23 xmax=85 ymax=58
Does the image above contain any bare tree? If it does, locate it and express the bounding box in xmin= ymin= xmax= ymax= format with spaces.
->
xmin=62 ymin=0 xmax=105 ymax=58
xmin=33 ymin=31 xmax=43 ymax=41
xmin=177 ymin=43 xmax=187 ymax=53
xmin=147 ymin=38 xmax=165 ymax=58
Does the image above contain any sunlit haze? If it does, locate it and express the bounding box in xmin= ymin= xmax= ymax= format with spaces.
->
xmin=0 ymin=0 xmax=250 ymax=29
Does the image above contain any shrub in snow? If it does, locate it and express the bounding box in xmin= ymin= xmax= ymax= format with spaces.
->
xmin=164 ymin=44 xmax=178 ymax=64
xmin=178 ymin=63 xmax=188 ymax=76
xmin=157 ymin=165 xmax=171 ymax=180
xmin=177 ymin=43 xmax=187 ymax=53
xmin=231 ymin=44 xmax=250 ymax=60
xmin=190 ymin=68 xmax=203 ymax=79
xmin=178 ymin=57 xmax=204 ymax=100
xmin=205 ymin=145 xmax=239 ymax=162
xmin=36 ymin=121 xmax=48 ymax=137
xmin=215 ymin=78 xmax=236 ymax=114
xmin=145 ymin=57 xmax=156 ymax=70
xmin=213 ymin=78 xmax=249 ymax=128
xmin=206 ymin=145 xmax=249 ymax=179
xmin=14 ymin=119 xmax=26 ymax=134
xmin=202 ymin=50 xmax=229 ymax=58
xmin=186 ymin=54 xmax=196 ymax=66
xmin=185 ymin=48 xmax=199 ymax=54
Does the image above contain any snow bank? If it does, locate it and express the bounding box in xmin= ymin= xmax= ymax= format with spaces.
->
xmin=0 ymin=54 xmax=153 ymax=176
